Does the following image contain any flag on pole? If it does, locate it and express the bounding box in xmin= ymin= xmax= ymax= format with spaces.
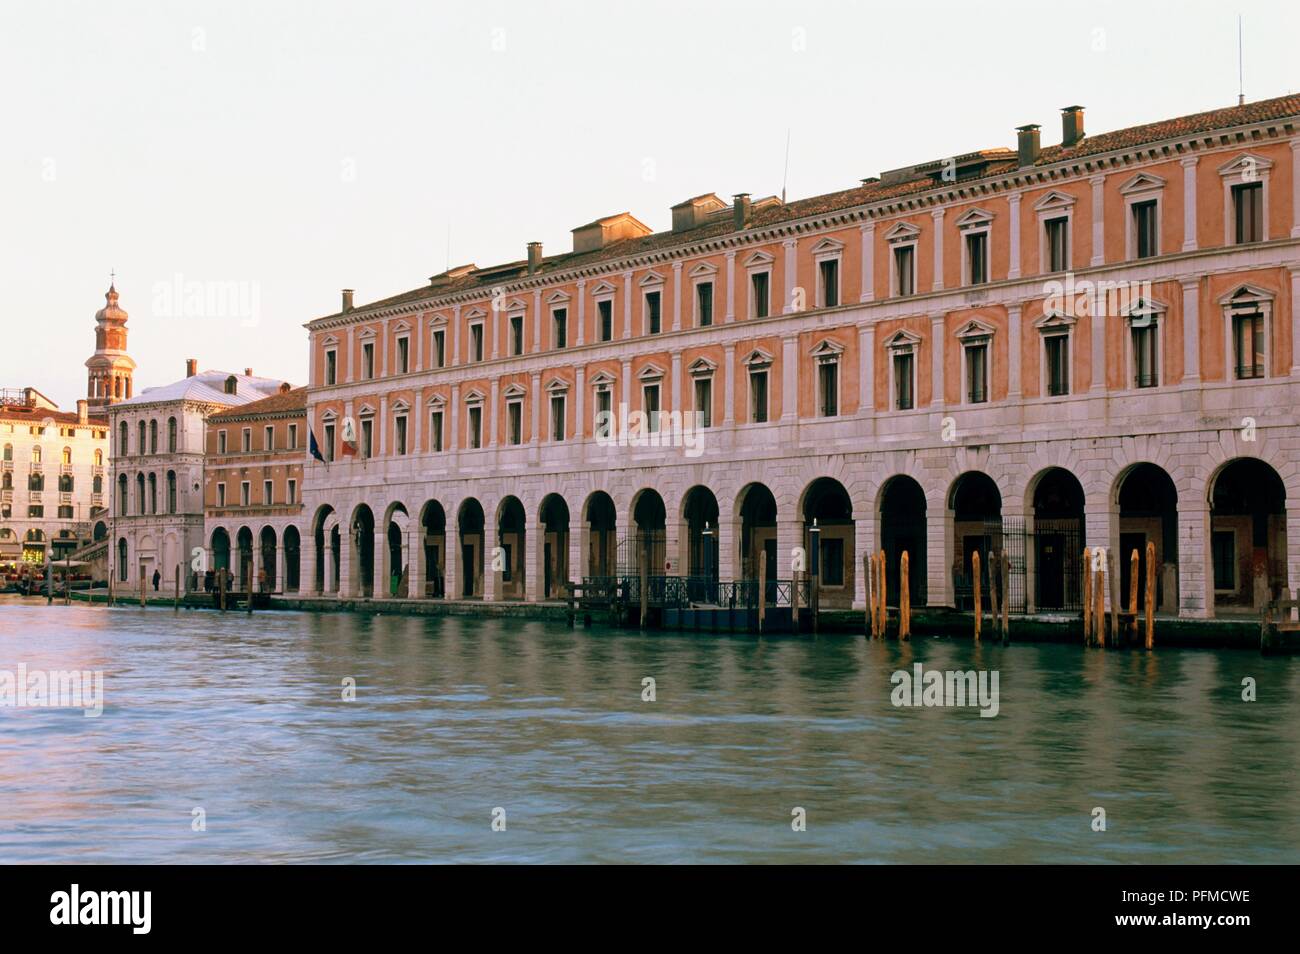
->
xmin=309 ymin=429 xmax=325 ymax=463
xmin=340 ymin=416 xmax=358 ymax=457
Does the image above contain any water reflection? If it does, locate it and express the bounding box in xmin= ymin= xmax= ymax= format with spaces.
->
xmin=0 ymin=600 xmax=1297 ymax=863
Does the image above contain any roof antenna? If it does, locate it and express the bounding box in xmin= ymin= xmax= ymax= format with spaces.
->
xmin=1237 ymin=14 xmax=1245 ymax=106
xmin=781 ymin=127 xmax=791 ymax=203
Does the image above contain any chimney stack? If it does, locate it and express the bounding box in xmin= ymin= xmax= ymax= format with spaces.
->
xmin=76 ymin=400 xmax=88 ymax=424
xmin=185 ymin=358 xmax=197 ymax=377
xmin=1016 ymin=124 xmax=1041 ymax=167
xmin=342 ymin=289 xmax=354 ymax=312
xmin=1060 ymin=105 xmax=1085 ymax=148
xmin=527 ymin=241 xmax=543 ymax=275
xmin=733 ymin=193 xmax=752 ymax=230
xmin=244 ymin=368 xmax=253 ymax=377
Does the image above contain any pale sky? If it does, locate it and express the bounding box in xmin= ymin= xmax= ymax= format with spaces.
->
xmin=2 ymin=0 xmax=1296 ymax=407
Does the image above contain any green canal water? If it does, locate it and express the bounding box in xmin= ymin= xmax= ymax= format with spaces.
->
xmin=1 ymin=598 xmax=1297 ymax=863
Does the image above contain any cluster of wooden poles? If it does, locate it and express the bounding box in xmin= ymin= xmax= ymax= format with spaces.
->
xmin=862 ymin=550 xmax=928 ymax=641
xmin=1083 ymin=542 xmax=1156 ymax=649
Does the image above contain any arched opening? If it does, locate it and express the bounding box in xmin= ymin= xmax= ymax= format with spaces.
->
xmin=949 ymin=471 xmax=1002 ymax=608
xmin=349 ymin=504 xmax=375 ymax=598
xmin=236 ymin=527 xmax=254 ymax=590
xmin=497 ymin=496 xmax=526 ymax=600
xmin=539 ymin=494 xmax=570 ymax=600
xmin=802 ymin=477 xmax=854 ymax=608
xmin=259 ymin=526 xmax=277 ymax=592
xmin=93 ymin=521 xmax=108 ymax=542
xmin=629 ymin=489 xmax=666 ymax=576
xmin=211 ymin=528 xmax=231 ymax=577
xmin=420 ymin=501 xmax=447 ymax=598
xmin=384 ymin=503 xmax=410 ymax=598
xmin=584 ymin=491 xmax=617 ymax=578
xmin=457 ymin=498 xmax=485 ymax=598
xmin=283 ymin=526 xmax=301 ymax=592
xmin=738 ymin=483 xmax=778 ymax=596
xmin=1030 ymin=468 xmax=1085 ymax=611
xmin=1117 ymin=463 xmax=1178 ymax=614
xmin=682 ymin=485 xmax=720 ymax=584
xmin=312 ymin=506 xmax=337 ymax=594
xmin=879 ymin=475 xmax=927 ymax=606
xmin=1210 ymin=458 xmax=1287 ymax=613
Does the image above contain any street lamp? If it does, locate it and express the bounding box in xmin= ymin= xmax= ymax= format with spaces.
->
xmin=701 ymin=520 xmax=713 ymax=601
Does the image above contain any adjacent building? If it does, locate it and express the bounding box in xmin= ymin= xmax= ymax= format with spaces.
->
xmin=109 ymin=354 xmax=291 ymax=595
xmin=0 ymin=388 xmax=109 ymax=569
xmin=204 ymin=386 xmax=307 ymax=592
xmin=282 ymin=94 xmax=1300 ymax=618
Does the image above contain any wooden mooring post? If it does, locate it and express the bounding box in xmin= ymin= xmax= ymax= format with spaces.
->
xmin=174 ymin=564 xmax=180 ymax=612
xmin=988 ymin=550 xmax=1000 ymax=643
xmin=757 ymin=558 xmax=767 ymax=633
xmin=1128 ymin=549 xmax=1140 ymax=644
xmin=877 ymin=550 xmax=887 ymax=637
xmin=864 ymin=551 xmax=875 ymax=639
xmin=1001 ymin=550 xmax=1010 ymax=645
xmin=1145 ymin=540 xmax=1156 ymax=649
xmin=1093 ymin=550 xmax=1106 ymax=648
xmin=972 ymin=550 xmax=982 ymax=643
xmin=219 ymin=567 xmax=227 ymax=612
xmin=1108 ymin=548 xmax=1119 ymax=649
xmin=791 ymin=570 xmax=801 ymax=635
xmin=1082 ymin=547 xmax=1092 ymax=645
xmin=899 ymin=551 xmax=911 ymax=640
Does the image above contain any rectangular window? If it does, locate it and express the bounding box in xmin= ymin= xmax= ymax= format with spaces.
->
xmin=362 ymin=341 xmax=375 ymax=379
xmin=28 ymin=505 xmax=43 ymax=518
xmin=1133 ymin=200 xmax=1158 ymax=259
xmin=507 ymin=402 xmax=522 ymax=445
xmin=1233 ymin=311 xmax=1265 ymax=379
xmin=894 ymin=352 xmax=914 ymax=410
xmin=819 ymin=259 xmax=839 ymax=307
xmin=325 ymin=350 xmax=337 ymax=385
xmin=395 ymin=415 xmax=408 ymax=456
xmin=1045 ymin=217 xmax=1069 ymax=272
xmin=696 ymin=282 xmax=713 ymax=327
xmin=58 ymin=504 xmax=74 ymax=519
xmin=1212 ymin=530 xmax=1236 ymax=590
xmin=288 ymin=423 xmax=298 ymax=450
xmin=397 ymin=336 xmax=410 ymax=374
xmin=218 ymin=430 xmax=227 ymax=454
xmin=966 ymin=232 xmax=988 ymax=285
xmin=550 ymin=395 xmax=565 ymax=441
xmin=1233 ymin=182 xmax=1263 ymax=244
xmin=263 ymin=479 xmax=273 ymax=505
xmin=241 ymin=428 xmax=251 ymax=452
xmin=1045 ymin=335 xmax=1069 ymax=397
xmin=966 ymin=343 xmax=988 ymax=404
xmin=468 ymin=406 xmax=482 ymax=449
xmin=1132 ymin=323 xmax=1158 ymax=388
xmin=750 ymin=273 xmax=769 ymax=318
xmin=645 ymin=292 xmax=661 ymax=334
xmin=894 ymin=246 xmax=915 ymax=297
xmin=240 ymin=482 xmax=250 ymax=507
xmin=749 ymin=369 xmax=769 ymax=423
xmin=287 ymin=479 xmax=297 ymax=505
xmin=264 ymin=425 xmax=274 ymax=450
xmin=510 ymin=315 xmax=524 ymax=355
xmin=595 ymin=389 xmax=613 ymax=439
xmin=470 ymin=324 xmax=484 ymax=362
xmin=643 ymin=383 xmax=661 ymax=432
xmin=820 ymin=538 xmax=844 ymax=586
xmin=553 ymin=309 xmax=567 ymax=349
xmin=694 ymin=378 xmax=713 ymax=428
xmin=360 ymin=418 xmax=373 ymax=459
xmin=433 ymin=330 xmax=446 ymax=368
xmin=323 ymin=424 xmax=335 ymax=462
xmin=430 ymin=411 xmax=444 ymax=452
xmin=597 ymin=299 xmax=613 ymax=341
xmin=818 ymin=362 xmax=838 ymax=417
xmin=217 ymin=483 xmax=227 ymax=507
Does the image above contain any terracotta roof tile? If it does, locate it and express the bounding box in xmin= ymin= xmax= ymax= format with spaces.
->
xmin=208 ymin=387 xmax=307 ymax=421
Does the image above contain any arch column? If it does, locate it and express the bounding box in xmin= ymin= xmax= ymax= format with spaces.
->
xmin=276 ymin=544 xmax=286 ymax=592
xmin=1084 ymin=490 xmax=1116 ymax=612
xmin=1287 ymin=502 xmax=1300 ymax=601
xmin=852 ymin=508 xmax=874 ymax=611
xmin=716 ymin=510 xmax=737 ymax=584
xmin=338 ymin=527 xmax=353 ymax=598
xmin=528 ymin=517 xmax=544 ymax=602
xmin=442 ymin=522 xmax=458 ymax=600
xmin=484 ymin=519 xmax=499 ymax=601
xmin=373 ymin=524 xmax=386 ymax=598
xmin=777 ymin=518 xmax=802 ymax=582
xmin=927 ymin=499 xmax=953 ymax=608
xmin=1179 ymin=498 xmax=1210 ymax=618
xmin=408 ymin=525 xmax=424 ymax=599
xmin=567 ymin=518 xmax=582 ymax=594
xmin=300 ymin=542 xmax=317 ymax=596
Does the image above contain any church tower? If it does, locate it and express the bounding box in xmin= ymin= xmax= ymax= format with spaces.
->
xmin=85 ymin=280 xmax=136 ymax=407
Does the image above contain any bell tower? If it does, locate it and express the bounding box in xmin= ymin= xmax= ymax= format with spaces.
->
xmin=85 ymin=278 xmax=137 ymax=407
